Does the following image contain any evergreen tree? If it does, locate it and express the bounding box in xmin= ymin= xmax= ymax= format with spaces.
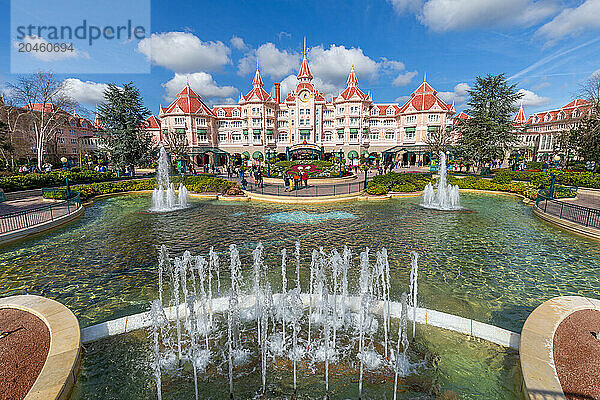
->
xmin=97 ymin=83 xmax=151 ymax=174
xmin=456 ymin=74 xmax=523 ymax=170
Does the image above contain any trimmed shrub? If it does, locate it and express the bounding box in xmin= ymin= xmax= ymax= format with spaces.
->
xmin=366 ymin=182 xmax=388 ymax=195
xmin=492 ymin=170 xmax=512 ymax=185
xmin=73 ymin=176 xmax=234 ymax=200
xmin=0 ymin=171 xmax=115 ymax=192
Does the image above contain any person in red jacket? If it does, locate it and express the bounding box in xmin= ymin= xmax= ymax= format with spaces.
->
xmin=301 ymin=171 xmax=309 ymax=187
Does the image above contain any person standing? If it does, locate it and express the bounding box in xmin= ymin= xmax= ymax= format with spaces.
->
xmin=284 ymin=173 xmax=290 ymax=192
xmin=302 ymin=171 xmax=308 ymax=187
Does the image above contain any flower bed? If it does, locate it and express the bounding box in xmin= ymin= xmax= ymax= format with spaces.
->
xmin=271 ymin=161 xmax=344 ymax=178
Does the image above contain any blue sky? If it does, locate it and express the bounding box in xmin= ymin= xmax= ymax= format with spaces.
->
xmin=1 ymin=0 xmax=599 ymax=118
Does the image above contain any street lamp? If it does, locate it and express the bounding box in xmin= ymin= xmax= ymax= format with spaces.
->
xmin=553 ymin=154 xmax=561 ymax=168
xmin=61 ymin=157 xmax=71 ymax=198
xmin=338 ymin=149 xmax=344 ymax=178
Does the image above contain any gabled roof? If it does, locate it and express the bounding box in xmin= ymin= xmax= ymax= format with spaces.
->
xmin=243 ymin=87 xmax=273 ymax=102
xmin=211 ymin=106 xmax=242 ymax=117
xmin=398 ymin=79 xmax=452 ymax=113
xmin=346 ymin=65 xmax=358 ymax=87
xmin=297 ymin=54 xmax=313 ymax=81
xmin=252 ymin=66 xmax=264 ymax=87
xmin=145 ymin=115 xmax=161 ymax=129
xmin=373 ymin=104 xmax=400 ymax=116
xmin=514 ymin=104 xmax=526 ymax=123
xmin=525 ymin=99 xmax=591 ymax=124
xmin=162 ymin=84 xmax=215 ymax=116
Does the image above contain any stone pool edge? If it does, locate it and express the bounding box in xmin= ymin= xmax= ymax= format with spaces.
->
xmin=0 ymin=295 xmax=81 ymax=400
xmin=519 ymin=296 xmax=600 ymax=400
xmin=80 ymin=294 xmax=521 ymax=351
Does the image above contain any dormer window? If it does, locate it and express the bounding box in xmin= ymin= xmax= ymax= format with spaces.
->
xmin=217 ymin=109 xmax=225 ymax=117
xmin=573 ymin=110 xmax=580 ymax=118
xmin=534 ymin=116 xmax=539 ymax=123
xmin=544 ymin=114 xmax=551 ymax=122
xmin=233 ymin=109 xmax=240 ymax=117
xmin=386 ymin=107 xmax=394 ymax=115
xmin=371 ymin=108 xmax=378 ymax=116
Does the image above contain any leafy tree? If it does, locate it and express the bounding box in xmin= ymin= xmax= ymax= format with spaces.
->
xmin=97 ymin=83 xmax=151 ymax=174
xmin=456 ymin=74 xmax=523 ymax=170
xmin=570 ymin=72 xmax=600 ymax=171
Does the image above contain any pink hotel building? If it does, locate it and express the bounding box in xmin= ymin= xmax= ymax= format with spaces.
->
xmin=147 ymin=51 xmax=457 ymax=167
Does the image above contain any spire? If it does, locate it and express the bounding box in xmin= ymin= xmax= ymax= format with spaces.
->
xmin=297 ymin=38 xmax=313 ymax=82
xmin=252 ymin=64 xmax=264 ymax=88
xmin=346 ymin=64 xmax=358 ymax=87
xmin=514 ymin=102 xmax=526 ymax=123
xmin=424 ymin=72 xmax=427 ymax=82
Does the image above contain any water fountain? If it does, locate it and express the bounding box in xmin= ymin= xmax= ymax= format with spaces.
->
xmin=150 ymin=147 xmax=189 ymax=212
xmin=422 ymin=152 xmax=461 ymax=210
xmin=150 ymin=243 xmax=424 ymax=400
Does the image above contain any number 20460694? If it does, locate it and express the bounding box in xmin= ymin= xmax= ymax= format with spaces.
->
xmin=18 ymin=42 xmax=74 ymax=53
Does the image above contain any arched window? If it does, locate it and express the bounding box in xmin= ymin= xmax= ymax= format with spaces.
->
xmin=217 ymin=109 xmax=225 ymax=117
xmin=386 ymin=107 xmax=394 ymax=115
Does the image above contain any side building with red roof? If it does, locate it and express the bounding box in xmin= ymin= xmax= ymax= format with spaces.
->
xmin=155 ymin=45 xmax=456 ymax=168
xmin=514 ymin=99 xmax=590 ymax=162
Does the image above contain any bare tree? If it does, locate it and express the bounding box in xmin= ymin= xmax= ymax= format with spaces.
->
xmin=425 ymin=123 xmax=452 ymax=157
xmin=0 ymin=94 xmax=32 ymax=169
xmin=161 ymin=128 xmax=189 ymax=162
xmin=580 ymin=71 xmax=600 ymax=108
xmin=9 ymin=72 xmax=76 ymax=169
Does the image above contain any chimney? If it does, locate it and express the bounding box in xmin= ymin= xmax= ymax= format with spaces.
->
xmin=274 ymin=82 xmax=281 ymax=104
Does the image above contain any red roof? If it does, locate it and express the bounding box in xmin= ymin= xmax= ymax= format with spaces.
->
xmin=297 ymin=55 xmax=313 ymax=80
xmin=399 ymin=80 xmax=451 ymax=112
xmin=243 ymin=87 xmax=273 ymax=102
xmin=346 ymin=66 xmax=358 ymax=87
xmin=373 ymin=104 xmax=400 ymax=116
xmin=145 ymin=115 xmax=161 ymax=129
xmin=252 ymin=67 xmax=264 ymax=87
xmin=514 ymin=104 xmax=526 ymax=123
xmin=525 ymin=99 xmax=590 ymax=124
xmin=211 ymin=106 xmax=242 ymax=117
xmin=453 ymin=112 xmax=471 ymax=124
xmin=163 ymin=84 xmax=215 ymax=116
xmin=338 ymin=86 xmax=368 ymax=101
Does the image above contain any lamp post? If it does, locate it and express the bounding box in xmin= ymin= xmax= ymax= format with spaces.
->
xmin=553 ymin=154 xmax=561 ymax=169
xmin=61 ymin=157 xmax=71 ymax=198
xmin=338 ymin=149 xmax=344 ymax=178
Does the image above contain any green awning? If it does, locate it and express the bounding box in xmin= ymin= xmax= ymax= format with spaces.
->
xmin=350 ymin=128 xmax=358 ymax=133
xmin=253 ymin=129 xmax=261 ymax=134
xmin=427 ymin=126 xmax=438 ymax=132
xmin=242 ymin=151 xmax=250 ymax=158
xmin=175 ymin=128 xmax=186 ymax=134
xmin=252 ymin=151 xmax=263 ymax=160
xmin=337 ymin=129 xmax=344 ymax=134
xmin=348 ymin=150 xmax=359 ymax=159
xmin=363 ymin=128 xmax=368 ymax=133
xmin=266 ymin=129 xmax=273 ymax=134
xmin=300 ymin=129 xmax=310 ymax=134
xmin=162 ymin=129 xmax=168 ymax=134
xmin=243 ymin=129 xmax=248 ymax=135
xmin=405 ymin=127 xmax=416 ymax=133
xmin=197 ymin=129 xmax=207 ymax=133
xmin=361 ymin=150 xmax=369 ymax=155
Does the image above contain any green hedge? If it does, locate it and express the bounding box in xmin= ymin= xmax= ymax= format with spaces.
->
xmin=0 ymin=171 xmax=115 ymax=192
xmin=366 ymin=172 xmax=529 ymax=196
xmin=492 ymin=169 xmax=600 ymax=189
xmin=73 ymin=176 xmax=234 ymax=200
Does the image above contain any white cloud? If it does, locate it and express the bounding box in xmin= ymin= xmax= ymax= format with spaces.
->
xmin=386 ymin=0 xmax=423 ymax=14
xmin=438 ymin=82 xmax=471 ymax=105
xmin=278 ymin=31 xmax=292 ymax=41
xmin=238 ymin=43 xmax=300 ymax=79
xmin=308 ymin=44 xmax=380 ymax=88
xmin=137 ymin=32 xmax=231 ymax=73
xmin=393 ymin=70 xmax=418 ymax=86
xmin=230 ymin=36 xmax=248 ymax=50
xmin=14 ymin=36 xmax=87 ymax=62
xmin=163 ymin=72 xmax=238 ymax=101
xmin=420 ymin=0 xmax=559 ymax=32
xmin=279 ymin=75 xmax=299 ymax=100
xmin=63 ymin=79 xmax=111 ymax=105
xmin=536 ymin=0 xmax=600 ymax=41
xmin=518 ymin=88 xmax=551 ymax=107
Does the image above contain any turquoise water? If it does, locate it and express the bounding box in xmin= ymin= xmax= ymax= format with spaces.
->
xmin=1 ymin=192 xmax=598 ymax=399
xmin=1 ymin=192 xmax=597 ymax=332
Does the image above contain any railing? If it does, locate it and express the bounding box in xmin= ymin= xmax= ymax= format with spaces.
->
xmin=535 ymin=193 xmax=600 ymax=229
xmin=0 ymin=191 xmax=81 ymax=235
xmin=244 ymin=179 xmax=369 ymax=197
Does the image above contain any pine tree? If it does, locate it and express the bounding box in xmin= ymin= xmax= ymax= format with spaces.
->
xmin=97 ymin=83 xmax=151 ymax=174
xmin=456 ymin=74 xmax=523 ymax=170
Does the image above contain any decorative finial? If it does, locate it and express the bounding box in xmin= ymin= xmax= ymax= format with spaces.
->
xmin=256 ymin=59 xmax=259 ymax=71
xmin=424 ymin=72 xmax=427 ymax=82
xmin=303 ymin=37 xmax=307 ymax=59
xmin=186 ymin=76 xmax=189 ymax=86
xmin=351 ymin=64 xmax=355 ymax=71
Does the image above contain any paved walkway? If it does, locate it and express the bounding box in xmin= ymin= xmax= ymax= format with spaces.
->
xmin=566 ymin=188 xmax=600 ymax=208
xmin=0 ymin=193 xmax=46 ymax=216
